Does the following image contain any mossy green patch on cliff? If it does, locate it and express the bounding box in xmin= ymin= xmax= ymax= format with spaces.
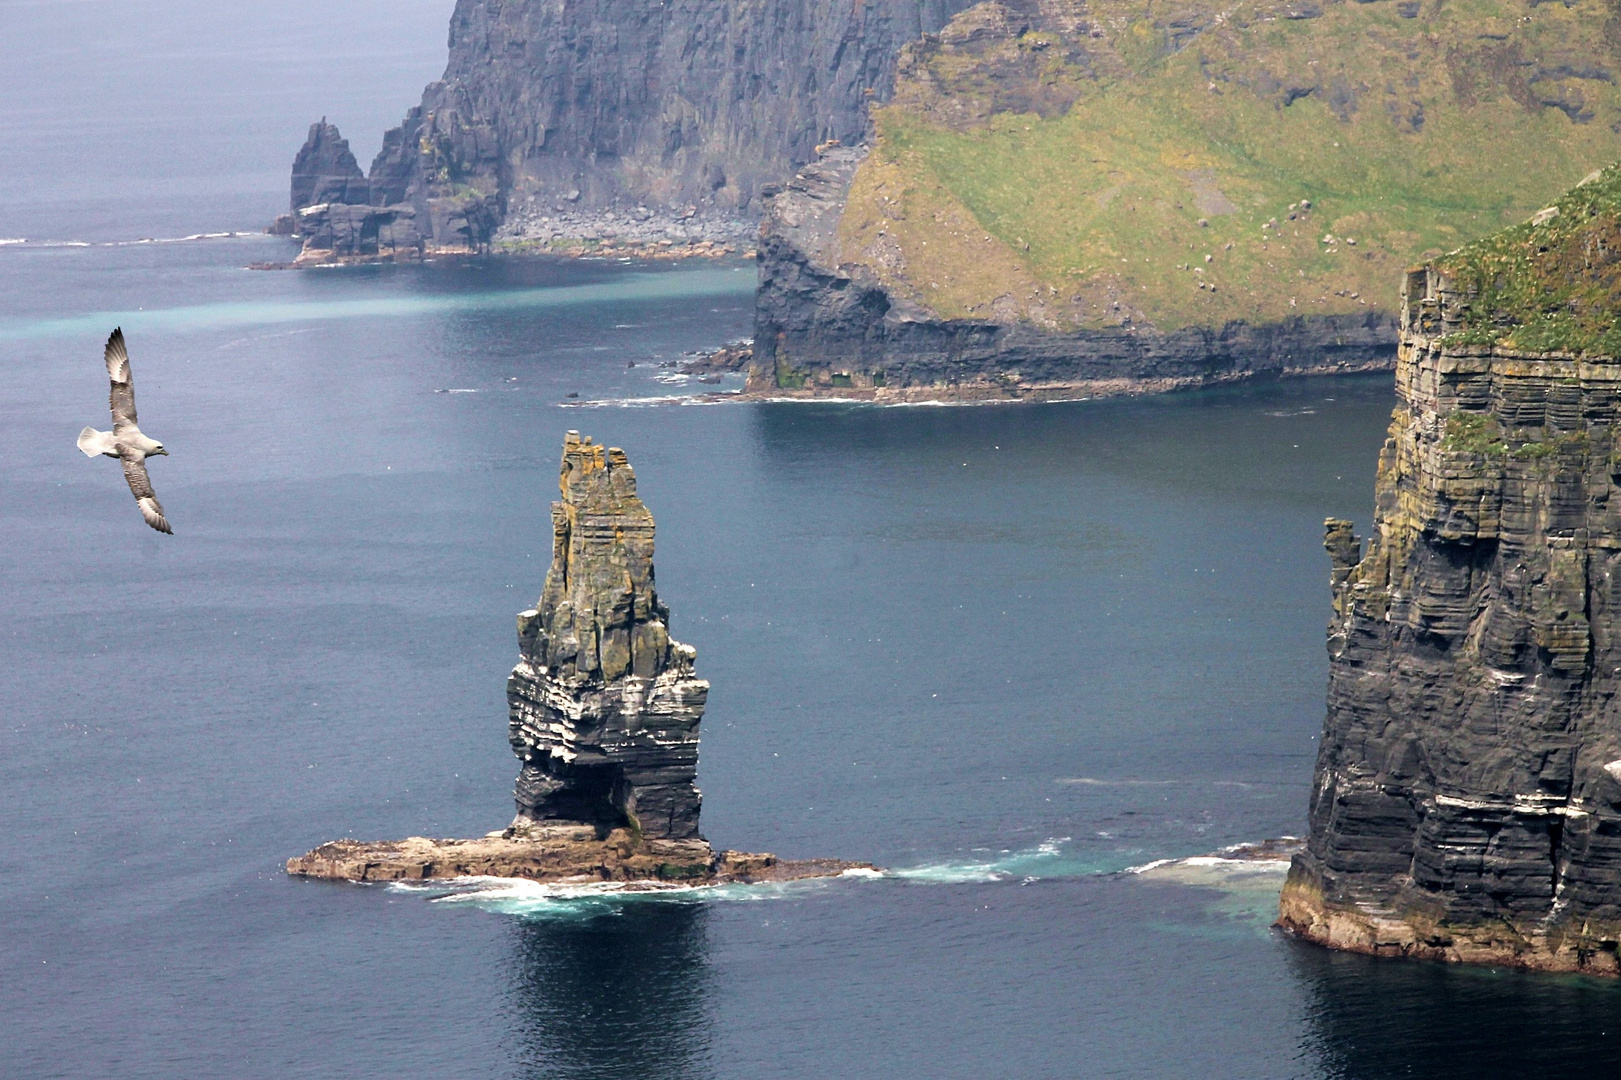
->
xmin=1441 ymin=411 xmax=1508 ymax=456
xmin=837 ymin=0 xmax=1621 ymax=331
xmin=1437 ymin=164 xmax=1621 ymax=356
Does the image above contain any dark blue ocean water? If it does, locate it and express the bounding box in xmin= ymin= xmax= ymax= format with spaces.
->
xmin=5 ymin=5 xmax=1621 ymax=1078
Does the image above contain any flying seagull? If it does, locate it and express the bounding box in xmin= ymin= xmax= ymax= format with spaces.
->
xmin=77 ymin=327 xmax=171 ymax=533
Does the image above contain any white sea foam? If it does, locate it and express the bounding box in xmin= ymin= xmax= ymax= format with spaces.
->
xmin=1057 ymin=777 xmax=1182 ymax=787
xmin=111 ymin=231 xmax=262 ymax=246
xmin=2 ymin=232 xmax=260 ymax=250
xmin=386 ymin=836 xmax=1299 ymax=920
xmin=387 ymin=870 xmax=859 ymax=919
xmin=562 ymin=391 xmax=741 ymax=409
xmin=889 ymin=837 xmax=1112 ymax=883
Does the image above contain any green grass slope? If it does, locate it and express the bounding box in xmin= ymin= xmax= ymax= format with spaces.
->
xmin=835 ymin=0 xmax=1621 ymax=332
xmin=1437 ymin=162 xmax=1621 ymax=354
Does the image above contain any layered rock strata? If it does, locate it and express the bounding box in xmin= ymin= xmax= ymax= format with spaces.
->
xmin=281 ymin=0 xmax=975 ymax=258
xmin=287 ymin=826 xmax=864 ymax=885
xmin=1279 ymin=168 xmax=1621 ymax=975
xmin=747 ymin=146 xmax=1394 ymax=401
xmin=507 ymin=431 xmax=703 ymax=840
xmin=289 ymin=432 xmax=868 ymax=885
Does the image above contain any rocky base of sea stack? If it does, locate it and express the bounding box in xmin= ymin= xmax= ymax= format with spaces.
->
xmin=287 ymin=822 xmax=873 ymax=886
xmin=1277 ymin=872 xmax=1621 ymax=977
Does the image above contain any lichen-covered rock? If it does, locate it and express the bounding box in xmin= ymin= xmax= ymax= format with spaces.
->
xmin=1280 ymin=165 xmax=1621 ymax=975
xmin=285 ymin=431 xmax=874 ymax=885
xmin=506 ymin=432 xmax=705 ymax=840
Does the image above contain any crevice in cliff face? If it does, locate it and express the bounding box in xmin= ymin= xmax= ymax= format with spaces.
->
xmin=1549 ymin=817 xmax=1565 ymax=896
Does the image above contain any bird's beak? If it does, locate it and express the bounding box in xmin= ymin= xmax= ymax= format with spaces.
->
xmin=155 ymin=447 xmax=169 ymax=456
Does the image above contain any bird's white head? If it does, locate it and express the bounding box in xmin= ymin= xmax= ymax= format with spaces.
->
xmin=152 ymin=444 xmax=168 ymax=456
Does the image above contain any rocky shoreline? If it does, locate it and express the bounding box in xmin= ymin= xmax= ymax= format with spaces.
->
xmin=264 ymin=204 xmax=758 ymax=269
xmin=492 ymin=202 xmax=755 ymax=261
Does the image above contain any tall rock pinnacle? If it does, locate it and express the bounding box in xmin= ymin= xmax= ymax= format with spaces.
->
xmin=289 ymin=120 xmax=369 ymax=214
xmin=506 ymin=432 xmax=706 ymax=839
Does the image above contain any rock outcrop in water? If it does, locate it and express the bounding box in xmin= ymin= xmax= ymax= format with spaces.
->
xmin=288 ymin=432 xmax=870 ymax=885
xmin=507 ymin=431 xmax=703 ymax=840
xmin=272 ymin=120 xmax=433 ymax=264
xmin=289 ymin=120 xmax=370 ymax=216
xmin=281 ymin=0 xmax=974 ymax=259
xmin=1279 ymin=164 xmax=1621 ymax=976
xmin=745 ymin=145 xmax=1394 ymax=401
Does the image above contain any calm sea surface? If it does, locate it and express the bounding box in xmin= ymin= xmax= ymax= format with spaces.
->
xmin=5 ymin=5 xmax=1621 ymax=1078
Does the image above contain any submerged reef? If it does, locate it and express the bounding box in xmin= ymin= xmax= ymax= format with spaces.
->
xmin=289 ymin=432 xmax=868 ymax=885
xmin=1279 ymin=165 xmax=1621 ymax=975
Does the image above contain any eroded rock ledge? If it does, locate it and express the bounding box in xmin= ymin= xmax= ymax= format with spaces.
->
xmin=745 ymin=147 xmax=1395 ymax=403
xmin=287 ymin=825 xmax=868 ymax=885
xmin=1279 ymin=168 xmax=1621 ymax=975
xmin=289 ymin=432 xmax=865 ymax=887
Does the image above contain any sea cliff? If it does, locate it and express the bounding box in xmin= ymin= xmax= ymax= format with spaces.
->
xmin=1279 ymin=165 xmax=1621 ymax=975
xmin=278 ymin=0 xmax=975 ymax=261
xmin=747 ymin=145 xmax=1394 ymax=401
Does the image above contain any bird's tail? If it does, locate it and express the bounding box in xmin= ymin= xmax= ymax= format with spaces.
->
xmin=77 ymin=427 xmax=117 ymax=458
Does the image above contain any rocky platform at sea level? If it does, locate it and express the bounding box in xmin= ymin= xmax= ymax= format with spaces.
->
xmin=287 ymin=823 xmax=872 ymax=885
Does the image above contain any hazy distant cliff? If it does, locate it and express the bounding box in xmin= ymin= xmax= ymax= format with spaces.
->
xmin=1280 ymin=165 xmax=1621 ymax=975
xmin=285 ymin=0 xmax=975 ymax=257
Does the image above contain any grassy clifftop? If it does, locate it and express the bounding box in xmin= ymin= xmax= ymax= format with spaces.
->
xmin=1436 ymin=162 xmax=1621 ymax=354
xmin=834 ymin=0 xmax=1621 ymax=332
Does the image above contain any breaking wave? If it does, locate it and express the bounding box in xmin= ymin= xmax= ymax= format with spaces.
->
xmin=0 ymin=231 xmax=263 ymax=249
xmin=382 ymin=837 xmax=1298 ymax=920
xmin=388 ymin=868 xmax=880 ymax=919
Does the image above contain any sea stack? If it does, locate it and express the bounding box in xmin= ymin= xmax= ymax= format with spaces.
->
xmin=1279 ymin=165 xmax=1621 ymax=975
xmin=287 ymin=433 xmax=869 ymax=885
xmin=507 ymin=431 xmax=705 ymax=839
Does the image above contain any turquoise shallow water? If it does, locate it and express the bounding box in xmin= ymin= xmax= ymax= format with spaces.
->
xmin=5 ymin=5 xmax=1621 ymax=1075
xmin=0 ymin=263 xmax=755 ymax=342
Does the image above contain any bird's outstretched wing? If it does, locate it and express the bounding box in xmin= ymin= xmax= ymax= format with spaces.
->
xmin=105 ymin=327 xmax=137 ymax=428
xmin=120 ymin=450 xmax=172 ymax=534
